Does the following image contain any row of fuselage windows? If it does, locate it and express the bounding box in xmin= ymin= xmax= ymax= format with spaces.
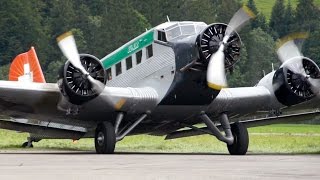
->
xmin=105 ymin=44 xmax=153 ymax=81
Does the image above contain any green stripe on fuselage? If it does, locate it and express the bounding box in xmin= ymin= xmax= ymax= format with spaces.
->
xmin=101 ymin=29 xmax=154 ymax=69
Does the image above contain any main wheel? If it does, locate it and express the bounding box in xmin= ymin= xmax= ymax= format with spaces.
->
xmin=21 ymin=142 xmax=33 ymax=148
xmin=227 ymin=122 xmax=249 ymax=155
xmin=95 ymin=122 xmax=116 ymax=154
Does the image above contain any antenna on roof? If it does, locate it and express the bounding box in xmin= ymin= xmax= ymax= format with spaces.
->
xmin=262 ymin=70 xmax=266 ymax=77
xmin=145 ymin=28 xmax=148 ymax=32
xmin=166 ymin=15 xmax=171 ymax=22
xmin=271 ymin=63 xmax=275 ymax=72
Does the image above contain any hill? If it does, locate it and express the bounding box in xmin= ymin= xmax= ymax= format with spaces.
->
xmin=252 ymin=0 xmax=320 ymax=19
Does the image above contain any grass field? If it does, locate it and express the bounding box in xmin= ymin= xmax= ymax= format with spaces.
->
xmin=0 ymin=124 xmax=319 ymax=154
xmin=252 ymin=0 xmax=320 ymax=19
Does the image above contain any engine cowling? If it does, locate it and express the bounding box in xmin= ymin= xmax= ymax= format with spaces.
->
xmin=59 ymin=54 xmax=107 ymax=105
xmin=198 ymin=23 xmax=242 ymax=70
xmin=273 ymin=57 xmax=320 ymax=106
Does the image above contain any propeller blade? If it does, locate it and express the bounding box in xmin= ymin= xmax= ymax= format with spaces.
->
xmin=87 ymin=75 xmax=105 ymax=94
xmin=309 ymin=78 xmax=320 ymax=94
xmin=57 ymin=32 xmax=88 ymax=75
xmin=277 ymin=41 xmax=303 ymax=64
xmin=224 ymin=6 xmax=255 ymax=43
xmin=277 ymin=32 xmax=310 ymax=75
xmin=276 ymin=32 xmax=309 ymax=63
xmin=207 ymin=46 xmax=227 ymax=90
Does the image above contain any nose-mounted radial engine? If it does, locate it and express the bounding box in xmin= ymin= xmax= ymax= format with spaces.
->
xmin=196 ymin=6 xmax=255 ymax=90
xmin=198 ymin=23 xmax=241 ymax=70
xmin=272 ymin=33 xmax=320 ymax=106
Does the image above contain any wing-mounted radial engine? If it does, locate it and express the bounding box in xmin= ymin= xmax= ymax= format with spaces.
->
xmin=271 ymin=33 xmax=320 ymax=106
xmin=273 ymin=57 xmax=320 ymax=106
xmin=59 ymin=54 xmax=107 ymax=105
xmin=56 ymin=32 xmax=106 ymax=106
xmin=198 ymin=23 xmax=241 ymax=70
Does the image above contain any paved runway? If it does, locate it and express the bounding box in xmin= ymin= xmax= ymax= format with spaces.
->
xmin=0 ymin=151 xmax=319 ymax=180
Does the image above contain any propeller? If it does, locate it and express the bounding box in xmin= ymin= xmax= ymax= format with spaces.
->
xmin=207 ymin=6 xmax=255 ymax=90
xmin=57 ymin=32 xmax=105 ymax=94
xmin=276 ymin=32 xmax=320 ymax=95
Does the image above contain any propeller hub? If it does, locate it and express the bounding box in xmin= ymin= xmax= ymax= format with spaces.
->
xmin=306 ymin=75 xmax=310 ymax=79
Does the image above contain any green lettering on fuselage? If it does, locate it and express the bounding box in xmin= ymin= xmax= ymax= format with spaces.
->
xmin=101 ymin=29 xmax=154 ymax=69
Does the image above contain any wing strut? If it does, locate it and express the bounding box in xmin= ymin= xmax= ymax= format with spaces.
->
xmin=115 ymin=113 xmax=148 ymax=141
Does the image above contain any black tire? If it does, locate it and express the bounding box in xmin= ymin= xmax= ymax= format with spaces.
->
xmin=227 ymin=122 xmax=249 ymax=155
xmin=95 ymin=122 xmax=116 ymax=154
xmin=21 ymin=142 xmax=33 ymax=148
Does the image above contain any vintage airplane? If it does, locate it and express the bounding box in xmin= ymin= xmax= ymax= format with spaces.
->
xmin=0 ymin=7 xmax=319 ymax=155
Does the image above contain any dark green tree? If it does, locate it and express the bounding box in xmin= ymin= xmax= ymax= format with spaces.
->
xmin=246 ymin=0 xmax=268 ymax=31
xmin=236 ymin=28 xmax=278 ymax=86
xmin=96 ymin=0 xmax=151 ymax=57
xmin=295 ymin=0 xmax=320 ymax=32
xmin=215 ymin=0 xmax=241 ymax=23
xmin=247 ymin=0 xmax=258 ymax=14
xmin=269 ymin=0 xmax=286 ymax=39
xmin=283 ymin=0 xmax=295 ymax=35
xmin=303 ymin=30 xmax=320 ymax=65
xmin=0 ymin=0 xmax=47 ymax=66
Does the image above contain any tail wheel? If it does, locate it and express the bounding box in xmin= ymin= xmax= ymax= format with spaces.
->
xmin=227 ymin=122 xmax=249 ymax=155
xmin=95 ymin=122 xmax=116 ymax=154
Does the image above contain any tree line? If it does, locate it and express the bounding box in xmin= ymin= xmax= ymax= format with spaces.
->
xmin=0 ymin=0 xmax=319 ymax=86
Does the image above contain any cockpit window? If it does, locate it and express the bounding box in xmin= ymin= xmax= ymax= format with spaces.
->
xmin=166 ymin=26 xmax=182 ymax=40
xmin=156 ymin=22 xmax=207 ymax=41
xmin=157 ymin=31 xmax=167 ymax=42
xmin=181 ymin=25 xmax=195 ymax=35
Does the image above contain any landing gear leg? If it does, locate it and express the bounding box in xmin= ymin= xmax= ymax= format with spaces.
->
xmin=200 ymin=112 xmax=249 ymax=155
xmin=95 ymin=121 xmax=116 ymax=154
xmin=22 ymin=137 xmax=40 ymax=148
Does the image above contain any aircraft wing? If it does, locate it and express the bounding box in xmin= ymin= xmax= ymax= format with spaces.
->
xmin=207 ymin=86 xmax=274 ymax=116
xmin=0 ymin=80 xmax=159 ymax=115
xmin=208 ymin=86 xmax=320 ymax=116
xmin=0 ymin=81 xmax=60 ymax=114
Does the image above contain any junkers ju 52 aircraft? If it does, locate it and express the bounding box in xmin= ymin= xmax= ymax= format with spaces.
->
xmin=0 ymin=7 xmax=319 ymax=155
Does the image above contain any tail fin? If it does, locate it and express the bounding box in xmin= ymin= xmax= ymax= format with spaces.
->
xmin=9 ymin=47 xmax=46 ymax=83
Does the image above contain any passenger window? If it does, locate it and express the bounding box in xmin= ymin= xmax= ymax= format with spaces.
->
xmin=126 ymin=56 xmax=133 ymax=70
xmin=136 ymin=50 xmax=142 ymax=64
xmin=106 ymin=68 xmax=112 ymax=80
xmin=116 ymin=62 xmax=122 ymax=76
xmin=146 ymin=44 xmax=153 ymax=59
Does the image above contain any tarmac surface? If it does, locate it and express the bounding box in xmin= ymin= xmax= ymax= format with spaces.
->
xmin=0 ymin=151 xmax=319 ymax=180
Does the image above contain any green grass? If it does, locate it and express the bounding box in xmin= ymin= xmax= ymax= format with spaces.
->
xmin=0 ymin=124 xmax=320 ymax=154
xmin=250 ymin=0 xmax=320 ymax=19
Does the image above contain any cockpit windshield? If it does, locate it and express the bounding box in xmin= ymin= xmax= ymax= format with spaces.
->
xmin=156 ymin=22 xmax=207 ymax=42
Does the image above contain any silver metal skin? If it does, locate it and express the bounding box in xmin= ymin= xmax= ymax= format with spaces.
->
xmin=0 ymin=21 xmax=319 ymax=150
xmin=208 ymin=86 xmax=273 ymax=115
